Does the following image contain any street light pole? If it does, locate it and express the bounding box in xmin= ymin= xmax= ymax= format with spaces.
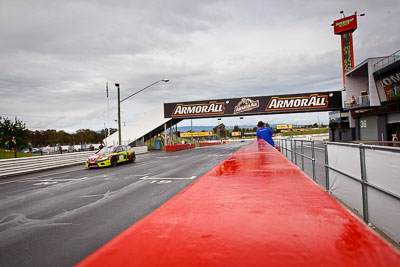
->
xmin=115 ymin=79 xmax=169 ymax=146
xmin=115 ymin=83 xmax=122 ymax=145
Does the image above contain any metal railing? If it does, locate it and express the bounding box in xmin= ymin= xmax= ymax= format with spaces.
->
xmin=276 ymin=139 xmax=321 ymax=182
xmin=0 ymin=151 xmax=94 ymax=178
xmin=324 ymin=142 xmax=400 ymax=223
xmin=0 ymin=146 xmax=149 ymax=178
xmin=374 ymin=49 xmax=400 ymax=71
xmin=343 ymin=95 xmax=370 ymax=109
xmin=276 ymin=138 xmax=400 ymax=243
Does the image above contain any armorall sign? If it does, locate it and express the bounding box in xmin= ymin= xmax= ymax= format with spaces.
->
xmin=164 ymin=91 xmax=342 ymax=119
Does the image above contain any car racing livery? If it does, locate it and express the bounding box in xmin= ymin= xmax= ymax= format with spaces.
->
xmin=86 ymin=145 xmax=136 ymax=168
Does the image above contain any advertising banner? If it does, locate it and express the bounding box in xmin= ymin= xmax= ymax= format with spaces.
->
xmin=341 ymin=33 xmax=354 ymax=74
xmin=232 ymin=131 xmax=242 ymax=136
xmin=333 ymin=14 xmax=357 ymax=87
xmin=333 ymin=15 xmax=357 ymax=35
xmin=164 ymin=91 xmax=342 ymax=119
xmin=373 ymin=62 xmax=400 ymax=103
xmin=277 ymin=124 xmax=293 ymax=130
xmin=180 ymin=132 xmax=213 ymax=137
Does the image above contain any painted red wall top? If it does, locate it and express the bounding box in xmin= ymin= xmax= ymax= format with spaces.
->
xmin=78 ymin=140 xmax=400 ymax=266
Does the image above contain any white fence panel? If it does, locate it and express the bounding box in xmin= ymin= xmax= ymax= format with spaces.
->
xmin=364 ymin=148 xmax=400 ymax=243
xmin=327 ymin=144 xmax=400 ymax=243
xmin=365 ymin=149 xmax=400 ymax=194
xmin=368 ymin=187 xmax=400 ymax=243
xmin=327 ymin=144 xmax=361 ymax=180
xmin=327 ymin=144 xmax=363 ymax=215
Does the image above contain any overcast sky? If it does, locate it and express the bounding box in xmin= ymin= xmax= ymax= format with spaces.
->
xmin=1 ymin=0 xmax=399 ymax=132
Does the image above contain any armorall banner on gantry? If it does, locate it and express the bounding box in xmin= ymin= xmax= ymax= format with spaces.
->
xmin=164 ymin=91 xmax=342 ymax=119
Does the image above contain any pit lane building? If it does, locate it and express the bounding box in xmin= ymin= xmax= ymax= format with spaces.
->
xmin=329 ymin=49 xmax=400 ymax=142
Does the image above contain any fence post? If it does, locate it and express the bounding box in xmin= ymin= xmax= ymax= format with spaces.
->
xmin=285 ymin=139 xmax=287 ymax=157
xmin=278 ymin=139 xmax=281 ymax=153
xmin=301 ymin=140 xmax=304 ymax=171
xmin=359 ymin=144 xmax=369 ymax=223
xmin=324 ymin=142 xmax=330 ymax=192
xmin=291 ymin=140 xmax=294 ymax=162
xmin=294 ymin=140 xmax=297 ymax=165
xmin=311 ymin=141 xmax=316 ymax=182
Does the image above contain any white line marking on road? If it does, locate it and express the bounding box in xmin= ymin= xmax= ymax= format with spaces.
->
xmin=140 ymin=176 xmax=196 ymax=180
xmin=38 ymin=177 xmax=89 ymax=182
xmin=156 ymin=156 xmax=180 ymax=159
xmin=32 ymin=177 xmax=89 ymax=186
xmin=33 ymin=181 xmax=58 ymax=186
xmin=150 ymin=180 xmax=172 ymax=184
xmin=0 ymin=169 xmax=84 ymax=185
xmin=82 ymin=191 xmax=111 ymax=198
xmin=103 ymin=174 xmax=152 ymax=180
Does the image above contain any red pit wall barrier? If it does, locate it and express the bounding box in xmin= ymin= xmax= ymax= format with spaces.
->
xmin=165 ymin=143 xmax=195 ymax=152
xmin=78 ymin=140 xmax=400 ymax=267
xmin=199 ymin=141 xmax=225 ymax=147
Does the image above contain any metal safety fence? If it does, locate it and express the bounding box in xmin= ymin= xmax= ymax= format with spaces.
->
xmin=275 ymin=138 xmax=400 ymax=244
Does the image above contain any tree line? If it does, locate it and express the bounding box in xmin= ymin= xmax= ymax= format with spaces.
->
xmin=212 ymin=124 xmax=259 ymax=139
xmin=0 ymin=116 xmax=116 ymax=149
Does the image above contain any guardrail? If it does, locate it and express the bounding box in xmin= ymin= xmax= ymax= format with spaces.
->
xmin=0 ymin=146 xmax=148 ymax=178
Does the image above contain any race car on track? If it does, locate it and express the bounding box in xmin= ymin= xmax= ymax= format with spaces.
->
xmin=85 ymin=145 xmax=136 ymax=168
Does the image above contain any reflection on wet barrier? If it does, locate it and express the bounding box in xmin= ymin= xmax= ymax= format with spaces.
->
xmin=78 ymin=140 xmax=400 ymax=266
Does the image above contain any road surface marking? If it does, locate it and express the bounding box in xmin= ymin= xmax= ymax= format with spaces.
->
xmin=140 ymin=176 xmax=196 ymax=180
xmin=38 ymin=177 xmax=88 ymax=182
xmin=32 ymin=177 xmax=89 ymax=185
xmin=150 ymin=180 xmax=172 ymax=184
xmin=33 ymin=181 xmax=58 ymax=186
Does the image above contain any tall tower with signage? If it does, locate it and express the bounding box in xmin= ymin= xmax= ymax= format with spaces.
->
xmin=333 ymin=12 xmax=361 ymax=87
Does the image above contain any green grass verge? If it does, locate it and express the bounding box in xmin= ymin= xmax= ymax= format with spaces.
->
xmin=0 ymin=149 xmax=39 ymax=159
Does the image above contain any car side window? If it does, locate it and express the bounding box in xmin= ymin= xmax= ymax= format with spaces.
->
xmin=115 ymin=146 xmax=123 ymax=153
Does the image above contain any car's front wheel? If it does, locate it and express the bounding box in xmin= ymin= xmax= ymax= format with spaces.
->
xmin=111 ymin=157 xmax=118 ymax=167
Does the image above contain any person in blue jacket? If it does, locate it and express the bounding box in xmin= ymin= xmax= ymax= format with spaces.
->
xmin=256 ymin=121 xmax=275 ymax=147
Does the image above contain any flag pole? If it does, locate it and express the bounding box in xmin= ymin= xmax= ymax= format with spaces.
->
xmin=106 ymin=82 xmax=111 ymax=145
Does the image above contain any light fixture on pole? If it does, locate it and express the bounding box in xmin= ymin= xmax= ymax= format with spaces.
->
xmin=115 ymin=79 xmax=169 ymax=145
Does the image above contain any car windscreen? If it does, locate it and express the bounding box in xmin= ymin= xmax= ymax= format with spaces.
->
xmin=97 ymin=147 xmax=114 ymax=154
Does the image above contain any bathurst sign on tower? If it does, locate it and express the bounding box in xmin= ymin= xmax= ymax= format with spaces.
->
xmin=164 ymin=91 xmax=342 ymax=119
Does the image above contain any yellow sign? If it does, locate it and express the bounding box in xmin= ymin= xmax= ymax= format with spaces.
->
xmin=232 ymin=131 xmax=241 ymax=136
xmin=180 ymin=131 xmax=213 ymax=137
xmin=277 ymin=124 xmax=293 ymax=130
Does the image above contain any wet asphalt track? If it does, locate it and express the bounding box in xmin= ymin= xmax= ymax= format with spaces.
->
xmin=0 ymin=142 xmax=248 ymax=267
